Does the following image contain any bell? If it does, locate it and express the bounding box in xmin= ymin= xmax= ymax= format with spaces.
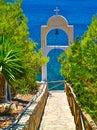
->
xmin=55 ymin=29 xmax=59 ymax=35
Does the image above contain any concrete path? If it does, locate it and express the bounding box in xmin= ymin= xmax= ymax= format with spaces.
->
xmin=39 ymin=91 xmax=75 ymax=130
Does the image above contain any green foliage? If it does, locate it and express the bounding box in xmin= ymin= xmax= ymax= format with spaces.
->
xmin=0 ymin=0 xmax=49 ymax=94
xmin=58 ymin=16 xmax=97 ymax=122
xmin=0 ymin=35 xmax=24 ymax=85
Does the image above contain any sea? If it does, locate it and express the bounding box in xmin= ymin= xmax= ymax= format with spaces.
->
xmin=8 ymin=0 xmax=97 ymax=89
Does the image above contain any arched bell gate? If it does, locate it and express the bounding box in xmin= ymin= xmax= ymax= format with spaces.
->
xmin=41 ymin=8 xmax=74 ymax=81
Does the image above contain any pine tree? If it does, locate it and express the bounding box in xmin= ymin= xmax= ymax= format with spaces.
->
xmin=59 ymin=16 xmax=97 ymax=122
xmin=0 ymin=0 xmax=49 ymax=95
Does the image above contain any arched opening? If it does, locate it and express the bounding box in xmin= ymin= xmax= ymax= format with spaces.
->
xmin=47 ymin=49 xmax=64 ymax=90
xmin=47 ymin=28 xmax=68 ymax=46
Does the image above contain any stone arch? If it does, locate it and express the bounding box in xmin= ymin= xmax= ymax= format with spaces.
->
xmin=41 ymin=14 xmax=74 ymax=81
xmin=41 ymin=15 xmax=73 ymax=47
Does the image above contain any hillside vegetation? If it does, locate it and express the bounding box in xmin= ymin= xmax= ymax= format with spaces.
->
xmin=59 ymin=15 xmax=97 ymax=123
xmin=0 ymin=0 xmax=49 ymax=96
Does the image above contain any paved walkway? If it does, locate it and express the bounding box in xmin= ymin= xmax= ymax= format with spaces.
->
xmin=39 ymin=91 xmax=75 ymax=130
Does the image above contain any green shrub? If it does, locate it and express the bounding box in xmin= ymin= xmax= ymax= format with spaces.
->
xmin=59 ymin=15 xmax=97 ymax=122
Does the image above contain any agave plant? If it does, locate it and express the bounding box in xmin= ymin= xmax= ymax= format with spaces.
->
xmin=0 ymin=35 xmax=24 ymax=103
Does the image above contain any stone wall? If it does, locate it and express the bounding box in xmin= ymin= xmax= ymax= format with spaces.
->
xmin=13 ymin=82 xmax=48 ymax=130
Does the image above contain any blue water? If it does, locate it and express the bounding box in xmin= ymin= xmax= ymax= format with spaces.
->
xmin=22 ymin=0 xmax=97 ymax=42
xmin=21 ymin=0 xmax=97 ymax=89
xmin=22 ymin=1 xmax=97 ymax=89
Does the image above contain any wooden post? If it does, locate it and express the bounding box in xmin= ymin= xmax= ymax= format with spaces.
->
xmin=76 ymin=109 xmax=83 ymax=130
xmin=0 ymin=73 xmax=6 ymax=103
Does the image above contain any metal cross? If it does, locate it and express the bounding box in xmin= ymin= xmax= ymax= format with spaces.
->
xmin=54 ymin=7 xmax=60 ymax=15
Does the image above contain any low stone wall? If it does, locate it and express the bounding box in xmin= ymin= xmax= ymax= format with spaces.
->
xmin=13 ymin=82 xmax=48 ymax=130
